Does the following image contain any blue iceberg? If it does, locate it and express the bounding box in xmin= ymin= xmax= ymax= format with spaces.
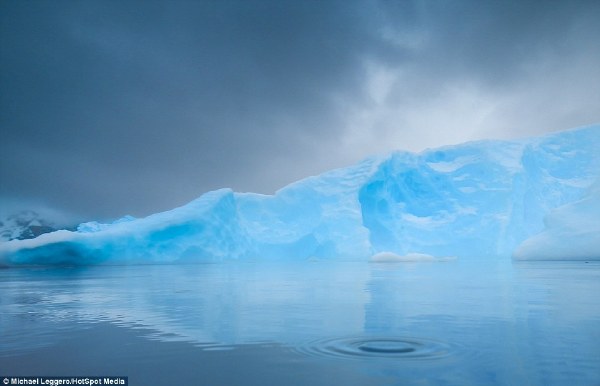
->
xmin=513 ymin=180 xmax=600 ymax=260
xmin=1 ymin=125 xmax=599 ymax=266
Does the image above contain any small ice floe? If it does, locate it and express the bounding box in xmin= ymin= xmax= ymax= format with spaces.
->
xmin=370 ymin=251 xmax=457 ymax=263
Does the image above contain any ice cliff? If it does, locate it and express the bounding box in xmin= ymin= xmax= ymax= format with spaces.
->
xmin=513 ymin=180 xmax=600 ymax=260
xmin=1 ymin=125 xmax=599 ymax=266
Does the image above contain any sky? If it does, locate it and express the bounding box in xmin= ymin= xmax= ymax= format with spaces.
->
xmin=1 ymin=0 xmax=599 ymax=223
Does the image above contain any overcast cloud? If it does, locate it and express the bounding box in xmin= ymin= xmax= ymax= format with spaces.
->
xmin=1 ymin=0 xmax=599 ymax=221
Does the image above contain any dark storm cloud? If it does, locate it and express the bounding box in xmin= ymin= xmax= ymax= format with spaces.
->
xmin=1 ymin=0 xmax=379 ymax=218
xmin=337 ymin=0 xmax=600 ymax=152
xmin=1 ymin=0 xmax=599 ymax=220
xmin=377 ymin=1 xmax=597 ymax=79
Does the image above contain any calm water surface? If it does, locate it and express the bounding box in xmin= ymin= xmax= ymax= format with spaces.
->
xmin=1 ymin=260 xmax=599 ymax=385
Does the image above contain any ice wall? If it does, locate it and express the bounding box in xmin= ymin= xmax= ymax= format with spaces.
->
xmin=513 ymin=181 xmax=600 ymax=260
xmin=1 ymin=125 xmax=598 ymax=266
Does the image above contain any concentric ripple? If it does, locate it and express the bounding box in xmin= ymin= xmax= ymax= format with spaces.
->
xmin=296 ymin=336 xmax=452 ymax=360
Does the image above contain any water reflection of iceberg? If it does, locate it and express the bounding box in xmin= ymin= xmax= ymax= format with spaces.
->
xmin=2 ymin=261 xmax=600 ymax=385
xmin=0 ymin=263 xmax=370 ymax=351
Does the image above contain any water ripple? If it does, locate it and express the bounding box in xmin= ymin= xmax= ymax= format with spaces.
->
xmin=296 ymin=336 xmax=452 ymax=360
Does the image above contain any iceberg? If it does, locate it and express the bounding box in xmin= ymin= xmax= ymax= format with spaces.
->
xmin=76 ymin=215 xmax=137 ymax=233
xmin=513 ymin=181 xmax=600 ymax=260
xmin=1 ymin=125 xmax=599 ymax=266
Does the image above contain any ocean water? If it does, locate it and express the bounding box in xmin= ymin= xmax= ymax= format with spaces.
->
xmin=1 ymin=260 xmax=599 ymax=385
